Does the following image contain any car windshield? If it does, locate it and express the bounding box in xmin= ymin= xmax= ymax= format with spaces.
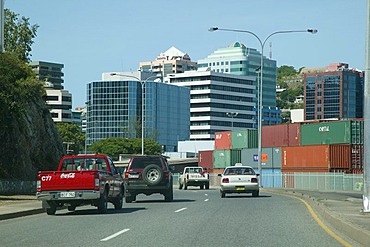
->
xmin=224 ymin=167 xmax=255 ymax=175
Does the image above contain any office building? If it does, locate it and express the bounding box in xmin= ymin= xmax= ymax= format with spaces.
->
xmin=198 ymin=41 xmax=277 ymax=108
xmin=304 ymin=63 xmax=364 ymax=120
xmin=198 ymin=42 xmax=281 ymax=126
xmin=86 ymin=73 xmax=190 ymax=152
xmin=29 ymin=61 xmax=73 ymax=123
xmin=139 ymin=46 xmax=197 ymax=78
xmin=166 ymin=69 xmax=256 ymax=140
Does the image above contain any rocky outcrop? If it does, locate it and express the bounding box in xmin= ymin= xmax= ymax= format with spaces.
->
xmin=0 ymin=96 xmax=65 ymax=180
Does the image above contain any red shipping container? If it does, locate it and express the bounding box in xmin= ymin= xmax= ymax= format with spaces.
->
xmin=282 ymin=145 xmax=351 ymax=172
xmin=198 ymin=150 xmax=213 ymax=170
xmin=214 ymin=131 xmax=232 ymax=150
xmin=287 ymin=123 xmax=301 ymax=146
xmin=262 ymin=123 xmax=301 ymax=147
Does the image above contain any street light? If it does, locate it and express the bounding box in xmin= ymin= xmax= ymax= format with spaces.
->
xmin=110 ymin=72 xmax=160 ymax=155
xmin=209 ymin=26 xmax=318 ymax=186
xmin=226 ymin=112 xmax=238 ymax=128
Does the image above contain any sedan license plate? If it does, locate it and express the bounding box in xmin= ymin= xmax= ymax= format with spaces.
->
xmin=60 ymin=192 xmax=75 ymax=198
xmin=235 ymin=186 xmax=245 ymax=191
xmin=128 ymin=174 xmax=139 ymax=178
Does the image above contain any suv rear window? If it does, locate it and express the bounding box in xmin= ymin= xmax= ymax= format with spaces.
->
xmin=130 ymin=157 xmax=163 ymax=169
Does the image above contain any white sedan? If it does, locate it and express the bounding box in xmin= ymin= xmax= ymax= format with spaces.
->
xmin=218 ymin=165 xmax=259 ymax=198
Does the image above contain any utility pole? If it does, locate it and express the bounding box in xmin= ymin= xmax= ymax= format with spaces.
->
xmin=363 ymin=0 xmax=370 ymax=213
xmin=0 ymin=0 xmax=4 ymax=52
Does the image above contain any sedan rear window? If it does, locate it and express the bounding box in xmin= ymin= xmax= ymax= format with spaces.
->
xmin=224 ymin=167 xmax=255 ymax=175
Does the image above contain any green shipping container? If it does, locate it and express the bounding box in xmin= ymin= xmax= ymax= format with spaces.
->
xmin=301 ymin=120 xmax=363 ymax=145
xmin=213 ymin=149 xmax=241 ymax=169
xmin=231 ymin=129 xmax=258 ymax=149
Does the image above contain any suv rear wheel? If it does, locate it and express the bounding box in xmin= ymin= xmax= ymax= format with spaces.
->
xmin=142 ymin=164 xmax=163 ymax=186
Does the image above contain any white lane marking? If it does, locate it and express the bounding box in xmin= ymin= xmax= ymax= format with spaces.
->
xmin=204 ymin=199 xmax=209 ymax=202
xmin=100 ymin=229 xmax=130 ymax=242
xmin=204 ymin=194 xmax=208 ymax=196
xmin=174 ymin=207 xmax=187 ymax=213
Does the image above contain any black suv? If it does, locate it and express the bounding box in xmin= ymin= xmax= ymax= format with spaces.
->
xmin=124 ymin=155 xmax=173 ymax=203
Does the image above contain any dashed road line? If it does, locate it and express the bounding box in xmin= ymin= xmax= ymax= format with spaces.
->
xmin=204 ymin=199 xmax=209 ymax=202
xmin=174 ymin=207 xmax=187 ymax=213
xmin=100 ymin=229 xmax=130 ymax=242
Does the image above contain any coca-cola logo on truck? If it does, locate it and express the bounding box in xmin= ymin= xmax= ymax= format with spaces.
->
xmin=60 ymin=173 xmax=75 ymax=179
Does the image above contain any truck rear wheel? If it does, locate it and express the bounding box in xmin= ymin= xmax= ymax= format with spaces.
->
xmin=205 ymin=182 xmax=210 ymax=189
xmin=98 ymin=189 xmax=108 ymax=213
xmin=46 ymin=206 xmax=57 ymax=215
xmin=114 ymin=189 xmax=123 ymax=210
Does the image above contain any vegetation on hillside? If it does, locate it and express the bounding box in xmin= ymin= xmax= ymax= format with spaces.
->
xmin=276 ymin=65 xmax=304 ymax=110
xmin=4 ymin=8 xmax=39 ymax=62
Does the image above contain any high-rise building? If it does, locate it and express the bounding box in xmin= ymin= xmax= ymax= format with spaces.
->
xmin=29 ymin=61 xmax=72 ymax=123
xmin=139 ymin=46 xmax=197 ymax=78
xmin=198 ymin=41 xmax=277 ymax=108
xmin=304 ymin=63 xmax=364 ymax=120
xmin=86 ymin=73 xmax=190 ymax=152
xmin=166 ymin=69 xmax=256 ymax=140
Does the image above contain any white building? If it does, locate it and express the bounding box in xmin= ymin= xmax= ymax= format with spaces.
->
xmin=166 ymin=69 xmax=256 ymax=140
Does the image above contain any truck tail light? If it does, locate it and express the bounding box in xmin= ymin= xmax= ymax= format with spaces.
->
xmin=186 ymin=174 xmax=189 ymax=179
xmin=36 ymin=175 xmax=41 ymax=192
xmin=125 ymin=172 xmax=129 ymax=179
xmin=222 ymin=177 xmax=229 ymax=183
xmin=251 ymin=178 xmax=258 ymax=183
xmin=94 ymin=173 xmax=100 ymax=190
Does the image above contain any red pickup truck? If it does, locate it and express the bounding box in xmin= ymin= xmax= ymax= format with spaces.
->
xmin=36 ymin=154 xmax=124 ymax=215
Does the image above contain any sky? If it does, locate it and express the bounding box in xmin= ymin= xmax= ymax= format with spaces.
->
xmin=6 ymin=0 xmax=367 ymax=108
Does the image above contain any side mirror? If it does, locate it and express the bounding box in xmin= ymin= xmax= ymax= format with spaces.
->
xmin=256 ymin=173 xmax=260 ymax=176
xmin=218 ymin=174 xmax=222 ymax=177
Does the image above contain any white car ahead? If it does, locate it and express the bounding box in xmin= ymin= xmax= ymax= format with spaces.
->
xmin=218 ymin=165 xmax=259 ymax=198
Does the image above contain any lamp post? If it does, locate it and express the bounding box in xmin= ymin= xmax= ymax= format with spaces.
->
xmin=110 ymin=72 xmax=159 ymax=155
xmin=209 ymin=27 xmax=317 ymax=186
xmin=226 ymin=112 xmax=238 ymax=128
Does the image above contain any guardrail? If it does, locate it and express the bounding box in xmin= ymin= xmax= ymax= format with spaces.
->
xmin=0 ymin=172 xmax=363 ymax=194
xmin=173 ymin=172 xmax=364 ymax=192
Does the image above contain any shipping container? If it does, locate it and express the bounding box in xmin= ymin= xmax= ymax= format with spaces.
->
xmin=241 ymin=147 xmax=282 ymax=169
xmin=231 ymin=129 xmax=258 ymax=149
xmin=282 ymin=145 xmax=351 ymax=172
xmin=262 ymin=123 xmax=301 ymax=147
xmin=351 ymin=144 xmax=363 ymax=170
xmin=300 ymin=120 xmax=363 ymax=145
xmin=213 ymin=149 xmax=241 ymax=169
xmin=214 ymin=131 xmax=232 ymax=150
xmin=198 ymin=150 xmax=213 ymax=170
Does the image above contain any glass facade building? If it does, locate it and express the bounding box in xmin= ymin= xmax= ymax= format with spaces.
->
xmin=198 ymin=42 xmax=277 ymax=108
xmin=304 ymin=64 xmax=364 ymax=120
xmin=86 ymin=80 xmax=190 ymax=152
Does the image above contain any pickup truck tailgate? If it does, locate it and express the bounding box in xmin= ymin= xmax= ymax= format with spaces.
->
xmin=38 ymin=171 xmax=97 ymax=191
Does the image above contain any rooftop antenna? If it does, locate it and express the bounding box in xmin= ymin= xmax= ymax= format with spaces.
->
xmin=269 ymin=42 xmax=272 ymax=59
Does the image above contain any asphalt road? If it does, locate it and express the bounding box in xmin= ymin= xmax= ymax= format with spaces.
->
xmin=0 ymin=189 xmax=350 ymax=247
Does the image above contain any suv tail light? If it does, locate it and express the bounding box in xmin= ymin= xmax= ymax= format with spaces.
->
xmin=251 ymin=178 xmax=258 ymax=183
xmin=222 ymin=177 xmax=229 ymax=183
xmin=94 ymin=173 xmax=100 ymax=190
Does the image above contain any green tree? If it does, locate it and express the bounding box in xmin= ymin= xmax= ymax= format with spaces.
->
xmin=88 ymin=137 xmax=162 ymax=160
xmin=0 ymin=52 xmax=44 ymax=120
xmin=56 ymin=123 xmax=86 ymax=154
xmin=4 ymin=8 xmax=39 ymax=62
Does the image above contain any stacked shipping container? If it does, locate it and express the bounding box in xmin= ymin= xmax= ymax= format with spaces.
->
xmin=198 ymin=119 xmax=364 ymax=174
